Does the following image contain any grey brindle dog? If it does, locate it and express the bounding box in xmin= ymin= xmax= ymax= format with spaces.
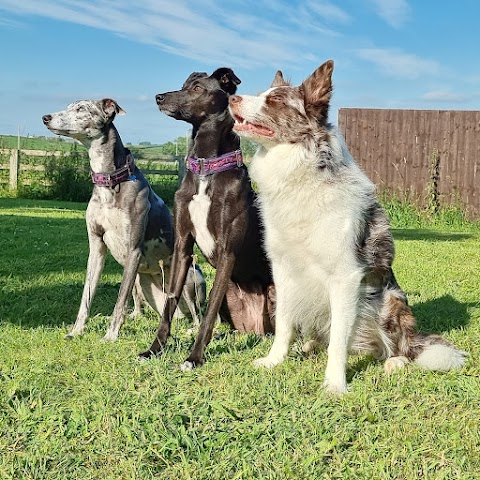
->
xmin=139 ymin=68 xmax=275 ymax=370
xmin=42 ymin=99 xmax=205 ymax=340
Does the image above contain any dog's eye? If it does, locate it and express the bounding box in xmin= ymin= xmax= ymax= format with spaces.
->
xmin=76 ymin=105 xmax=85 ymax=112
xmin=193 ymin=85 xmax=204 ymax=92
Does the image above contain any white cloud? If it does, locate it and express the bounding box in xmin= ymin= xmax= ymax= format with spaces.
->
xmin=369 ymin=0 xmax=410 ymax=28
xmin=307 ymin=1 xmax=352 ymax=24
xmin=357 ymin=48 xmax=439 ymax=79
xmin=0 ymin=0 xmax=338 ymax=69
xmin=0 ymin=16 xmax=24 ymax=28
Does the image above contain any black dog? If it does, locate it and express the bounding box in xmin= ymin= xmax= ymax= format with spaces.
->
xmin=139 ymin=68 xmax=275 ymax=370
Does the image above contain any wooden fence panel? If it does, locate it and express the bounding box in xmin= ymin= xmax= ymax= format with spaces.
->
xmin=338 ymin=108 xmax=480 ymax=217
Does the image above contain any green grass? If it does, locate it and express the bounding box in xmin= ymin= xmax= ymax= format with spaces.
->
xmin=1 ymin=197 xmax=479 ymax=479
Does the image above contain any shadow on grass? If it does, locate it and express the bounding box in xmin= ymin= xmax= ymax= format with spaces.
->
xmin=0 ymin=208 xmax=138 ymax=329
xmin=0 ymin=214 xmax=90 ymax=277
xmin=0 ymin=280 xmax=121 ymax=328
xmin=412 ymin=294 xmax=472 ymax=333
xmin=392 ymin=228 xmax=474 ymax=241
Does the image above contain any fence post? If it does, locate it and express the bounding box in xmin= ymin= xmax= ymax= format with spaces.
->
xmin=9 ymin=149 xmax=19 ymax=190
xmin=178 ymin=156 xmax=186 ymax=186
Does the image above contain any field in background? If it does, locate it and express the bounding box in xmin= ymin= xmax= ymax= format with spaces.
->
xmin=0 ymin=135 xmax=76 ymax=152
xmin=0 ymin=135 xmax=182 ymax=205
xmin=0 ymin=197 xmax=479 ymax=479
xmin=0 ymin=134 xmax=186 ymax=163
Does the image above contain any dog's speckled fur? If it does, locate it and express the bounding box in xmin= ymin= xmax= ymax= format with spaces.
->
xmin=43 ymin=99 xmax=205 ymax=340
xmin=229 ymin=60 xmax=466 ymax=394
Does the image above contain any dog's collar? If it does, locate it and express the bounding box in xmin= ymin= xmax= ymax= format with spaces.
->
xmin=90 ymin=153 xmax=136 ymax=187
xmin=186 ymin=150 xmax=243 ymax=176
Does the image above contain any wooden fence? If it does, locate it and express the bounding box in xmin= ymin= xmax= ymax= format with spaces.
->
xmin=338 ymin=108 xmax=480 ymax=217
xmin=0 ymin=148 xmax=185 ymax=189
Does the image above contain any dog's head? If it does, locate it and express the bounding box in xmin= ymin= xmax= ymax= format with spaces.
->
xmin=155 ymin=68 xmax=241 ymax=125
xmin=229 ymin=60 xmax=333 ymax=146
xmin=42 ymin=99 xmax=126 ymax=141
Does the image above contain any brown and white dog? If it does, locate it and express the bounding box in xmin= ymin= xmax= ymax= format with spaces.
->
xmin=229 ymin=60 xmax=466 ymax=394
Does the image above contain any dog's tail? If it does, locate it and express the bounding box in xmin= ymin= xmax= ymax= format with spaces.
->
xmin=408 ymin=334 xmax=467 ymax=371
xmin=381 ymin=284 xmax=467 ymax=371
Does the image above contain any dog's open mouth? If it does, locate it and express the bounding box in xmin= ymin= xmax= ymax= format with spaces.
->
xmin=233 ymin=115 xmax=274 ymax=137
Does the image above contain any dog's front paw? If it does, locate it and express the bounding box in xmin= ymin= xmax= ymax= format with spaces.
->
xmin=180 ymin=361 xmax=195 ymax=372
xmin=102 ymin=331 xmax=118 ymax=342
xmin=323 ymin=379 xmax=348 ymax=396
xmin=253 ymin=356 xmax=281 ymax=369
xmin=180 ymin=358 xmax=203 ymax=372
xmin=384 ymin=356 xmax=409 ymax=375
xmin=65 ymin=328 xmax=83 ymax=340
xmin=137 ymin=349 xmax=158 ymax=361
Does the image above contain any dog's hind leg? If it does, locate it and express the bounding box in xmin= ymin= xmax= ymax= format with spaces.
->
xmin=135 ymin=273 xmax=167 ymax=316
xmin=139 ymin=234 xmax=195 ymax=358
xmin=177 ymin=266 xmax=206 ymax=327
xmin=67 ymin=234 xmax=107 ymax=338
xmin=131 ymin=276 xmax=145 ymax=318
xmin=103 ymin=248 xmax=142 ymax=341
xmin=224 ymin=281 xmax=273 ymax=335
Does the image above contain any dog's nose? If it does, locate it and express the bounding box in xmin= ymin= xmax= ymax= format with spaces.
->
xmin=155 ymin=94 xmax=165 ymax=105
xmin=229 ymin=95 xmax=242 ymax=105
xmin=42 ymin=114 xmax=52 ymax=125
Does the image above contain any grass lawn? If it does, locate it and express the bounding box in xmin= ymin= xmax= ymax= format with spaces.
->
xmin=0 ymin=197 xmax=479 ymax=479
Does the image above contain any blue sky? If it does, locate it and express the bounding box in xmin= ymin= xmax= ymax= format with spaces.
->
xmin=0 ymin=0 xmax=479 ymax=145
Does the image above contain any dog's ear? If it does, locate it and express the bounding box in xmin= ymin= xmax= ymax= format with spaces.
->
xmin=301 ymin=60 xmax=334 ymax=121
xmin=101 ymin=98 xmax=126 ymax=119
xmin=211 ymin=68 xmax=241 ymax=94
xmin=271 ymin=71 xmax=290 ymax=87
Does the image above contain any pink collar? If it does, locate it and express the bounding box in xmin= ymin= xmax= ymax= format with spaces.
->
xmin=90 ymin=153 xmax=135 ymax=187
xmin=186 ymin=150 xmax=243 ymax=176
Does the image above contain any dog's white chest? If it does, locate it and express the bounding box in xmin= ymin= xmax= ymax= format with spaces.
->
xmin=188 ymin=179 xmax=215 ymax=258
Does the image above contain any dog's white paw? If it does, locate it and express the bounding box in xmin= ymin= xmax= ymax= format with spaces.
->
xmin=323 ymin=379 xmax=348 ymax=396
xmin=185 ymin=327 xmax=199 ymax=336
xmin=65 ymin=329 xmax=83 ymax=339
xmin=180 ymin=361 xmax=195 ymax=372
xmin=102 ymin=331 xmax=118 ymax=342
xmin=253 ymin=356 xmax=281 ymax=369
xmin=302 ymin=339 xmax=320 ymax=354
xmin=384 ymin=356 xmax=409 ymax=375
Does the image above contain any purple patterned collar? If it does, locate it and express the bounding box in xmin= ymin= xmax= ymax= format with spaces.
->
xmin=186 ymin=150 xmax=243 ymax=176
xmin=90 ymin=153 xmax=135 ymax=187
